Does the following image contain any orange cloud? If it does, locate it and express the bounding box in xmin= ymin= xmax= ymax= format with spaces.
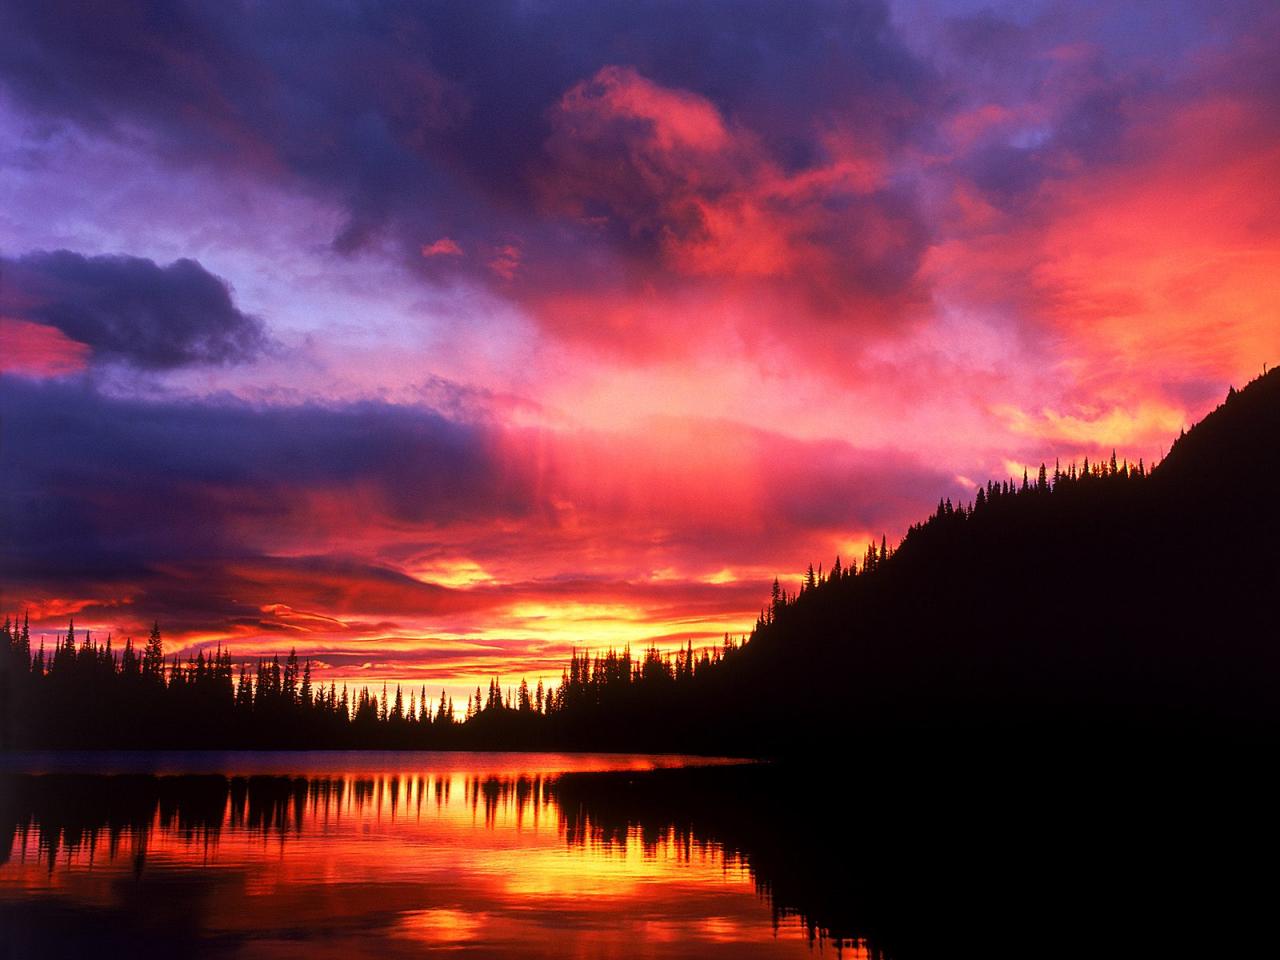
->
xmin=925 ymin=61 xmax=1280 ymax=463
xmin=992 ymin=398 xmax=1188 ymax=469
xmin=1032 ymin=95 xmax=1280 ymax=387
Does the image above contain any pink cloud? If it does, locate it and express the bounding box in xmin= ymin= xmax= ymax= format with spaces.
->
xmin=421 ymin=237 xmax=464 ymax=257
xmin=0 ymin=318 xmax=91 ymax=377
xmin=488 ymin=242 xmax=522 ymax=281
xmin=528 ymin=65 xmax=926 ymax=358
xmin=557 ymin=65 xmax=731 ymax=154
xmin=919 ymin=34 xmax=1280 ymax=460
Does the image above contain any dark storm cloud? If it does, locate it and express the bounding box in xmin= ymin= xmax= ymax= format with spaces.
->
xmin=0 ymin=251 xmax=269 ymax=369
xmin=0 ymin=372 xmax=549 ymax=633
xmin=0 ymin=0 xmax=940 ymax=304
xmin=0 ymin=373 xmax=961 ymax=631
xmin=0 ymin=376 xmax=524 ymax=585
xmin=0 ymin=0 xmax=933 ymax=178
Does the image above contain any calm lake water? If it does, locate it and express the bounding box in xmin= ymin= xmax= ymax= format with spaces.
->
xmin=3 ymin=748 xmax=1272 ymax=959
xmin=0 ymin=752 xmax=834 ymax=960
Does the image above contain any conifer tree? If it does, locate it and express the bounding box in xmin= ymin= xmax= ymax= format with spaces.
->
xmin=283 ymin=648 xmax=299 ymax=704
xmin=142 ymin=622 xmax=165 ymax=684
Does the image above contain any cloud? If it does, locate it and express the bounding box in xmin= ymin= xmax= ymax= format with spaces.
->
xmin=0 ymin=317 xmax=91 ymax=377
xmin=0 ymin=375 xmax=521 ymax=570
xmin=919 ymin=2 xmax=1280 ymax=419
xmin=0 ymin=374 xmax=530 ymax=644
xmin=421 ymin=238 xmax=463 ymax=258
xmin=521 ymin=64 xmax=931 ymax=356
xmin=1 ymin=374 xmax=956 ymax=663
xmin=0 ymin=0 xmax=938 ymax=364
xmin=487 ymin=242 xmax=522 ymax=282
xmin=0 ymin=251 xmax=269 ymax=369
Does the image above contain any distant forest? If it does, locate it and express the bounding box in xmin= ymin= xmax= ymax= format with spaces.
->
xmin=3 ymin=368 xmax=1277 ymax=753
xmin=0 ymin=615 xmax=745 ymax=749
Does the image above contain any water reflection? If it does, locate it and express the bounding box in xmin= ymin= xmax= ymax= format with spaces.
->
xmin=1 ymin=751 xmax=1272 ymax=960
xmin=0 ymin=755 xmax=853 ymax=960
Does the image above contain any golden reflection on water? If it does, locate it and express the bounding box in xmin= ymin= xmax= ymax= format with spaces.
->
xmin=0 ymin=755 xmax=864 ymax=959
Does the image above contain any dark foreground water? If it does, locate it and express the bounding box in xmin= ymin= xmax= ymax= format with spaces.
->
xmin=1 ymin=747 xmax=1275 ymax=959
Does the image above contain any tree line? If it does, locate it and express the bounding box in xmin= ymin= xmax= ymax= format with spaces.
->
xmin=0 ymin=613 xmax=746 ymax=749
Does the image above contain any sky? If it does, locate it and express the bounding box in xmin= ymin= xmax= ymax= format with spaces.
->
xmin=2 ymin=0 xmax=1278 ymax=704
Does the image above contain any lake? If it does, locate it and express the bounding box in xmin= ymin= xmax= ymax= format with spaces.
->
xmin=1 ymin=747 xmax=1272 ymax=959
xmin=0 ymin=752 xmax=829 ymax=960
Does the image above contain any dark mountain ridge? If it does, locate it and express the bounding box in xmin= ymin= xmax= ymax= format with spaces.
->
xmin=726 ymin=366 xmax=1280 ymax=754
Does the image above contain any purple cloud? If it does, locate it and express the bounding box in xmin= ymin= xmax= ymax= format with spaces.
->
xmin=0 ymin=251 xmax=269 ymax=368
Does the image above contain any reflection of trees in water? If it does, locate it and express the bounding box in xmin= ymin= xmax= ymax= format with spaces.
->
xmin=0 ymin=766 xmax=870 ymax=951
xmin=0 ymin=766 xmax=883 ymax=953
xmin=2 ymin=771 xmax=813 ymax=919
xmin=552 ymin=766 xmax=874 ymax=952
xmin=3 ymin=759 xmax=1272 ymax=960
xmin=1 ymin=772 xmax=562 ymax=869
xmin=552 ymin=759 xmax=1276 ymax=960
xmin=3 ymin=775 xmax=325 ymax=873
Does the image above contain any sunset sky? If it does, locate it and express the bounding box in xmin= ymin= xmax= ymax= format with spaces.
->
xmin=2 ymin=1 xmax=1277 ymax=703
